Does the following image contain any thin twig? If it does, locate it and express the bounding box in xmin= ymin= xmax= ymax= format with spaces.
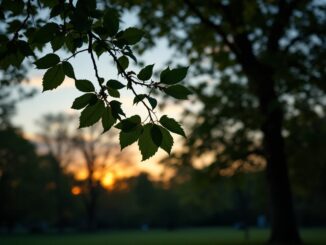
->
xmin=63 ymin=48 xmax=88 ymax=61
xmin=183 ymin=0 xmax=239 ymax=56
xmin=11 ymin=0 xmax=32 ymax=41
xmin=90 ymin=32 xmax=157 ymax=123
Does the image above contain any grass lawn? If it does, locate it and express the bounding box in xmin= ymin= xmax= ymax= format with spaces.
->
xmin=0 ymin=227 xmax=325 ymax=245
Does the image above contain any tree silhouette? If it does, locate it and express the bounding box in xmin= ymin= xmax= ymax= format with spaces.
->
xmin=111 ymin=0 xmax=325 ymax=243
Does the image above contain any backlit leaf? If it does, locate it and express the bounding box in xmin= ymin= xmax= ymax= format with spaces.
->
xmin=71 ymin=93 xmax=97 ymax=110
xmin=33 ymin=23 xmax=59 ymax=44
xmin=151 ymin=124 xmax=163 ymax=147
xmin=164 ymin=85 xmax=192 ymax=100
xmin=117 ymin=56 xmax=129 ymax=73
xmin=133 ymin=94 xmax=146 ymax=104
xmin=102 ymin=107 xmax=116 ymax=133
xmin=34 ymin=53 xmax=60 ymax=69
xmin=160 ymin=66 xmax=188 ymax=85
xmin=107 ymin=79 xmax=125 ymax=90
xmin=138 ymin=124 xmax=159 ymax=161
xmin=115 ymin=115 xmax=141 ymax=132
xmin=103 ymin=8 xmax=119 ymax=37
xmin=120 ymin=27 xmax=144 ymax=45
xmin=137 ymin=64 xmax=154 ymax=81
xmin=120 ymin=125 xmax=142 ymax=150
xmin=147 ymin=97 xmax=157 ymax=109
xmin=159 ymin=126 xmax=174 ymax=154
xmin=42 ymin=64 xmax=65 ymax=91
xmin=79 ymin=100 xmax=105 ymax=128
xmin=159 ymin=115 xmax=186 ymax=137
xmin=110 ymin=100 xmax=125 ymax=119
xmin=75 ymin=79 xmax=95 ymax=92
xmin=107 ymin=87 xmax=120 ymax=98
xmin=62 ymin=61 xmax=75 ymax=79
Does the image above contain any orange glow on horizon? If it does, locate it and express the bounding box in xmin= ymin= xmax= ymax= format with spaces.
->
xmin=101 ymin=172 xmax=115 ymax=190
xmin=71 ymin=186 xmax=82 ymax=195
xmin=75 ymin=169 xmax=88 ymax=180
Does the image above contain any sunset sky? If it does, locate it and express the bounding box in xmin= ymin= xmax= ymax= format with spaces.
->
xmin=12 ymin=12 xmax=190 ymax=183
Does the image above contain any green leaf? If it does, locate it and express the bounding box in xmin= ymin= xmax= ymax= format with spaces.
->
xmin=33 ymin=23 xmax=59 ymax=44
xmin=115 ymin=115 xmax=141 ymax=132
xmin=117 ymin=56 xmax=129 ymax=72
xmin=133 ymin=94 xmax=146 ymax=104
xmin=147 ymin=97 xmax=157 ymax=109
xmin=79 ymin=100 xmax=105 ymax=128
xmin=106 ymin=79 xmax=125 ymax=90
xmin=70 ymin=11 xmax=92 ymax=32
xmin=120 ymin=27 xmax=144 ymax=45
xmin=34 ymin=53 xmax=60 ymax=69
xmin=71 ymin=93 xmax=97 ymax=110
xmin=138 ymin=124 xmax=159 ymax=161
xmin=159 ymin=126 xmax=174 ymax=154
xmin=51 ymin=34 xmax=65 ymax=51
xmin=75 ymin=79 xmax=95 ymax=92
xmin=17 ymin=40 xmax=33 ymax=56
xmin=164 ymin=85 xmax=192 ymax=100
xmin=151 ymin=124 xmax=163 ymax=147
xmin=62 ymin=61 xmax=75 ymax=79
xmin=93 ymin=40 xmax=106 ymax=57
xmin=159 ymin=115 xmax=186 ymax=137
xmin=160 ymin=66 xmax=189 ymax=85
xmin=110 ymin=100 xmax=125 ymax=119
xmin=119 ymin=125 xmax=142 ymax=150
xmin=50 ymin=4 xmax=63 ymax=18
xmin=107 ymin=87 xmax=120 ymax=98
xmin=64 ymin=33 xmax=77 ymax=53
xmin=123 ymin=47 xmax=137 ymax=63
xmin=137 ymin=64 xmax=154 ymax=81
xmin=103 ymin=8 xmax=119 ymax=37
xmin=102 ymin=107 xmax=116 ymax=133
xmin=42 ymin=64 xmax=65 ymax=91
xmin=2 ymin=0 xmax=24 ymax=14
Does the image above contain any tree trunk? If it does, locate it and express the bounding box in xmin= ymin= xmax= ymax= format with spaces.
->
xmin=240 ymin=58 xmax=302 ymax=244
xmin=86 ymin=198 xmax=96 ymax=231
xmin=255 ymin=67 xmax=301 ymax=244
xmin=85 ymin=174 xmax=98 ymax=231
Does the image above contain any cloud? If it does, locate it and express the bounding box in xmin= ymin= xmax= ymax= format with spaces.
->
xmin=23 ymin=74 xmax=75 ymax=89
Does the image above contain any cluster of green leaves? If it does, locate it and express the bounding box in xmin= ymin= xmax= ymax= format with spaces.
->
xmin=0 ymin=0 xmax=192 ymax=160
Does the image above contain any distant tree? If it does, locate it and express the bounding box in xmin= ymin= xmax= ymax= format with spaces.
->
xmin=37 ymin=113 xmax=77 ymax=228
xmin=286 ymin=112 xmax=326 ymax=225
xmin=0 ymin=128 xmax=47 ymax=231
xmin=110 ymin=0 xmax=326 ymax=243
xmin=132 ymin=173 xmax=156 ymax=227
xmin=37 ymin=112 xmax=131 ymax=230
xmin=73 ymin=122 xmax=132 ymax=230
xmin=0 ymin=65 xmax=36 ymax=129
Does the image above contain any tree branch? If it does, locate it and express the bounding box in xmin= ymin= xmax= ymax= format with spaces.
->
xmin=11 ymin=0 xmax=32 ymax=41
xmin=89 ymin=32 xmax=156 ymax=123
xmin=183 ymin=0 xmax=240 ymax=57
xmin=267 ymin=0 xmax=303 ymax=51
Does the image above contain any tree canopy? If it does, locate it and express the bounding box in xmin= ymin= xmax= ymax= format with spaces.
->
xmin=109 ymin=0 xmax=325 ymax=244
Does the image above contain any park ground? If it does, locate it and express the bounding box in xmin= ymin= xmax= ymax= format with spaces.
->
xmin=0 ymin=227 xmax=325 ymax=245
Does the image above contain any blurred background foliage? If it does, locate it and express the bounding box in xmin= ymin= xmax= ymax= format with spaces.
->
xmin=0 ymin=0 xmax=325 ymax=242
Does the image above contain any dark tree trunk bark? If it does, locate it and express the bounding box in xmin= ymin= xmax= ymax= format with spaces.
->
xmin=86 ymin=197 xmax=96 ymax=231
xmin=240 ymin=57 xmax=302 ymax=244
xmin=53 ymin=162 xmax=65 ymax=230
xmin=256 ymin=68 xmax=301 ymax=245
xmin=85 ymin=174 xmax=98 ymax=231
